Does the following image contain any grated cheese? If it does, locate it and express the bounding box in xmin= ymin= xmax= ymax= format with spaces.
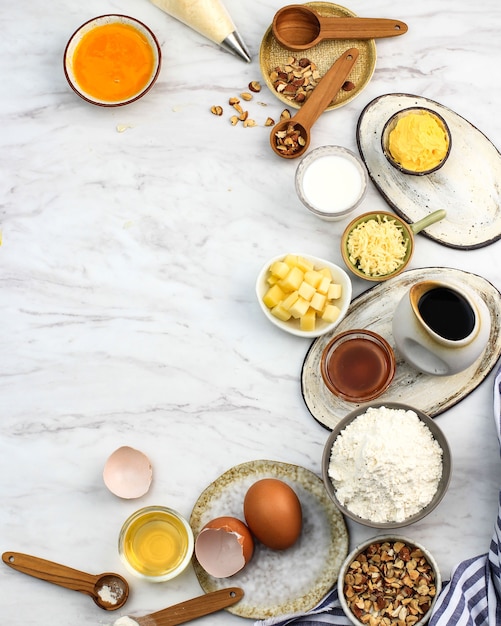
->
xmin=347 ymin=215 xmax=408 ymax=277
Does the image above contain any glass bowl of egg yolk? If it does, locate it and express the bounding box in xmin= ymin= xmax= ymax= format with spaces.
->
xmin=64 ymin=14 xmax=161 ymax=107
xmin=381 ymin=107 xmax=452 ymax=175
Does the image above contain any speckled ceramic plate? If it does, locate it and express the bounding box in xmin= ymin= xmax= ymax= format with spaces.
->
xmin=190 ymin=459 xmax=348 ymax=619
xmin=357 ymin=93 xmax=501 ymax=249
xmin=259 ymin=2 xmax=376 ymax=110
xmin=302 ymin=267 xmax=501 ymax=430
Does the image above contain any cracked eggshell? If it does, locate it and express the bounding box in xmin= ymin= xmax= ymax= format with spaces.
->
xmin=194 ymin=516 xmax=254 ymax=578
xmin=103 ymin=446 xmax=153 ymax=499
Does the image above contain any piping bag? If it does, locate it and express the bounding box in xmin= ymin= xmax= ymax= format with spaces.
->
xmin=149 ymin=0 xmax=251 ymax=62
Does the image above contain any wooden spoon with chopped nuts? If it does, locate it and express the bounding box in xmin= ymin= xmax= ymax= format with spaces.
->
xmin=270 ymin=47 xmax=359 ymax=159
xmin=272 ymin=5 xmax=407 ymax=51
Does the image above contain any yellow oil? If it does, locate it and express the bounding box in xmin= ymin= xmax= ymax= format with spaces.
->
xmin=121 ymin=509 xmax=190 ymax=578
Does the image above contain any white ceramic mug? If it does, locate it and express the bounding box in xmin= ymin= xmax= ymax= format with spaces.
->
xmin=392 ymin=280 xmax=491 ymax=376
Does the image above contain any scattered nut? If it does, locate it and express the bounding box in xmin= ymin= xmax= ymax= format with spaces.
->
xmin=264 ymin=117 xmax=275 ymax=126
xmin=280 ymin=109 xmax=291 ymax=120
xmin=210 ymin=105 xmax=223 ymax=116
xmin=248 ymin=80 xmax=262 ymax=92
xmin=230 ymin=115 xmax=239 ymax=126
xmin=240 ymin=92 xmax=253 ymax=101
xmin=239 ymin=110 xmax=249 ymax=122
xmin=343 ymin=540 xmax=437 ymax=626
xmin=342 ymin=80 xmax=356 ymax=92
xmin=228 ymin=96 xmax=240 ymax=105
xmin=243 ymin=118 xmax=257 ymax=127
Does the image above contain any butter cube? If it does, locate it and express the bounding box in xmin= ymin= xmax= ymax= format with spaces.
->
xmin=300 ymin=308 xmax=316 ymax=332
xmin=310 ymin=292 xmax=327 ymax=312
xmin=317 ymin=275 xmax=332 ymax=295
xmin=282 ymin=290 xmax=299 ymax=311
xmin=263 ymin=284 xmax=285 ymax=309
xmin=269 ymin=261 xmax=290 ymax=279
xmin=318 ymin=267 xmax=333 ymax=280
xmin=279 ymin=266 xmax=304 ymax=292
xmin=298 ymin=280 xmax=316 ymax=301
xmin=296 ymin=256 xmax=314 ymax=272
xmin=328 ymin=283 xmax=342 ymax=300
xmin=283 ymin=254 xmax=299 ymax=267
xmin=304 ymin=270 xmax=323 ymax=288
xmin=289 ymin=296 xmax=310 ymax=319
xmin=322 ymin=304 xmax=341 ymax=323
xmin=271 ymin=303 xmax=292 ymax=321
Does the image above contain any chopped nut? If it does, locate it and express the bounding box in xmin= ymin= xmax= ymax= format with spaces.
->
xmin=273 ymin=122 xmax=305 ymax=155
xmin=230 ymin=115 xmax=239 ymax=126
xmin=228 ymin=96 xmax=240 ymax=105
xmin=210 ymin=105 xmax=223 ymax=116
xmin=280 ymin=108 xmax=291 ymax=120
xmin=248 ymin=80 xmax=262 ymax=92
xmin=232 ymin=102 xmax=244 ymax=115
xmin=269 ymin=57 xmax=323 ymax=104
xmin=243 ymin=118 xmax=257 ymax=127
xmin=239 ymin=110 xmax=249 ymax=122
xmin=343 ymin=540 xmax=437 ymax=626
xmin=264 ymin=117 xmax=275 ymax=126
xmin=240 ymin=92 xmax=253 ymax=101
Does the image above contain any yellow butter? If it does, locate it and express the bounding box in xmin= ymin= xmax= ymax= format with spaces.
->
xmin=388 ymin=111 xmax=449 ymax=172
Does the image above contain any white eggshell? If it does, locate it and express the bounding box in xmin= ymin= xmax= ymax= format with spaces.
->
xmin=103 ymin=446 xmax=152 ymax=499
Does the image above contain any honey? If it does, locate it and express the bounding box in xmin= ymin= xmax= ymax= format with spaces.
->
xmin=119 ymin=507 xmax=193 ymax=580
xmin=71 ymin=22 xmax=156 ymax=102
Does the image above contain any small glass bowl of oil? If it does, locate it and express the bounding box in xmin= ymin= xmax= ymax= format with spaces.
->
xmin=118 ymin=506 xmax=194 ymax=582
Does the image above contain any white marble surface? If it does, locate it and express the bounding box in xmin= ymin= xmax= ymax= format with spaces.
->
xmin=1 ymin=0 xmax=501 ymax=624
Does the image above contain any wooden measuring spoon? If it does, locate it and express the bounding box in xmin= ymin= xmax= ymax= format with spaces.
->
xmin=270 ymin=47 xmax=358 ymax=159
xmin=2 ymin=551 xmax=129 ymax=611
xmin=273 ymin=5 xmax=407 ymax=50
xmin=128 ymin=587 xmax=244 ymax=625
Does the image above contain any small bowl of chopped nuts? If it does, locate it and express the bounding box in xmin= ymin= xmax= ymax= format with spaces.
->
xmin=321 ymin=402 xmax=452 ymax=528
xmin=340 ymin=210 xmax=446 ymax=282
xmin=255 ymin=253 xmax=352 ymax=338
xmin=338 ymin=535 xmax=442 ymax=626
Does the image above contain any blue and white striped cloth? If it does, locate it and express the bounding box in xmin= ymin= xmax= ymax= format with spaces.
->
xmin=256 ymin=365 xmax=501 ymax=626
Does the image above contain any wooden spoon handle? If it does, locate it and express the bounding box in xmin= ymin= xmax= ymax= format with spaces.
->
xmin=293 ymin=47 xmax=359 ymax=129
xmin=137 ymin=587 xmax=244 ymax=626
xmin=319 ymin=17 xmax=408 ymax=39
xmin=2 ymin=551 xmax=97 ymax=595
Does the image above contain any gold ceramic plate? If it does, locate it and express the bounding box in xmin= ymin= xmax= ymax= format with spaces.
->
xmin=190 ymin=460 xmax=348 ymax=619
xmin=259 ymin=2 xmax=376 ymax=110
xmin=301 ymin=267 xmax=501 ymax=430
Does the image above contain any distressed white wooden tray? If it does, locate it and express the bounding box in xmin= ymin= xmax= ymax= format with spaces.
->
xmin=357 ymin=94 xmax=501 ymax=249
xmin=301 ymin=267 xmax=501 ymax=430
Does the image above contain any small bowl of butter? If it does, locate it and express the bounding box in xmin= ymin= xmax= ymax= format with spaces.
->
xmin=381 ymin=107 xmax=451 ymax=175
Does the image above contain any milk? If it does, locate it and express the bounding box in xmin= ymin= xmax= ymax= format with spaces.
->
xmin=301 ymin=154 xmax=364 ymax=214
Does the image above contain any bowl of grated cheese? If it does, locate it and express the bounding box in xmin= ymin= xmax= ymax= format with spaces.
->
xmin=340 ymin=210 xmax=446 ymax=281
xmin=321 ymin=402 xmax=451 ymax=528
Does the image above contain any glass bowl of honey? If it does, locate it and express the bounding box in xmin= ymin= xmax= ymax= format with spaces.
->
xmin=320 ymin=329 xmax=396 ymax=403
xmin=63 ymin=14 xmax=162 ymax=107
xmin=118 ymin=506 xmax=194 ymax=582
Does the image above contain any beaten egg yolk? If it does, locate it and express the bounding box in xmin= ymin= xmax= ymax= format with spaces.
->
xmin=72 ymin=22 xmax=155 ymax=102
xmin=388 ymin=111 xmax=449 ymax=172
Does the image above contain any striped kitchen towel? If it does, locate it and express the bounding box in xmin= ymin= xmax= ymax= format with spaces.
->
xmin=255 ymin=364 xmax=501 ymax=626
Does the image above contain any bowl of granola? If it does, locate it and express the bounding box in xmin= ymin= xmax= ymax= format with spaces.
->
xmin=338 ymin=535 xmax=442 ymax=626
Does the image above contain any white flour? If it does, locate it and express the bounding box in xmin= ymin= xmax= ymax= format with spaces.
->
xmin=112 ymin=617 xmax=139 ymax=626
xmin=328 ymin=406 xmax=443 ymax=523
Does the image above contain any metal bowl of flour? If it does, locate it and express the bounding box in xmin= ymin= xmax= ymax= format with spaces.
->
xmin=321 ymin=401 xmax=451 ymax=528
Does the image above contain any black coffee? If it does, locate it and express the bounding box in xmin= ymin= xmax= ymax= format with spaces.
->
xmin=418 ymin=287 xmax=475 ymax=341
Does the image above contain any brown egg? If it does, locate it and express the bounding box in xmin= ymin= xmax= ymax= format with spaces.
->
xmin=243 ymin=478 xmax=302 ymax=550
xmin=195 ymin=516 xmax=254 ymax=578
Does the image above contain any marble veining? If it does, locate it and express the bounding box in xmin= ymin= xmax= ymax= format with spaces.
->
xmin=1 ymin=0 xmax=501 ymax=624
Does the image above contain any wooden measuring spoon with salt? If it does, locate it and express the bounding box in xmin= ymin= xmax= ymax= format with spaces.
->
xmin=273 ymin=5 xmax=407 ymax=50
xmin=2 ymin=551 xmax=129 ymax=610
xmin=270 ymin=47 xmax=359 ymax=159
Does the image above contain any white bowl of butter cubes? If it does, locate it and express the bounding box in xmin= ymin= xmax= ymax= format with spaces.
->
xmin=256 ymin=253 xmax=352 ymax=338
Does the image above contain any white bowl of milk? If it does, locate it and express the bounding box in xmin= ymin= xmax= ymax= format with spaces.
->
xmin=295 ymin=145 xmax=368 ymax=221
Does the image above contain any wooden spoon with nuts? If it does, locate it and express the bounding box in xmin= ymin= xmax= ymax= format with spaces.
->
xmin=269 ymin=48 xmax=359 ymax=159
